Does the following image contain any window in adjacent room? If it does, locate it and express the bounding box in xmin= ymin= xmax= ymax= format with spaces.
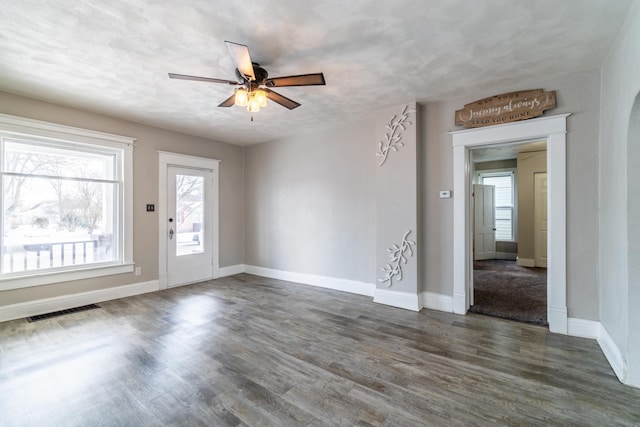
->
xmin=479 ymin=171 xmax=515 ymax=241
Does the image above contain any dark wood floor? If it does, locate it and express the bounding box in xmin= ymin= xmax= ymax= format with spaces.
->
xmin=1 ymin=274 xmax=639 ymax=426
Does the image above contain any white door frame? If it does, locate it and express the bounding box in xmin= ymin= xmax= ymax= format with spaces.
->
xmin=534 ymin=172 xmax=548 ymax=268
xmin=158 ymin=151 xmax=220 ymax=289
xmin=450 ymin=114 xmax=569 ymax=334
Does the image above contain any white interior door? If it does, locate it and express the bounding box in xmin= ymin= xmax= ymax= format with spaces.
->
xmin=534 ymin=172 xmax=548 ymax=268
xmin=473 ymin=184 xmax=496 ymax=260
xmin=167 ymin=166 xmax=214 ymax=287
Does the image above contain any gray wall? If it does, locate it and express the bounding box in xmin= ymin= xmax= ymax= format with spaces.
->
xmin=516 ymin=151 xmax=547 ymax=262
xmin=420 ymin=68 xmax=602 ymax=320
xmin=475 ymin=159 xmax=517 ymax=171
xmin=420 ymin=102 xmax=454 ymax=295
xmin=627 ymin=95 xmax=640 ymax=386
xmin=243 ymin=103 xmax=420 ymax=303
xmin=375 ymin=103 xmax=419 ymax=295
xmin=244 ymin=117 xmax=377 ymax=284
xmin=0 ymin=91 xmax=244 ymax=306
xmin=247 ymin=65 xmax=601 ymax=322
xmin=599 ymin=1 xmax=640 ymax=385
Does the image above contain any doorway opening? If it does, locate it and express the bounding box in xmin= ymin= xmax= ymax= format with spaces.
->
xmin=451 ymin=114 xmax=569 ymax=334
xmin=468 ymin=142 xmax=548 ymax=325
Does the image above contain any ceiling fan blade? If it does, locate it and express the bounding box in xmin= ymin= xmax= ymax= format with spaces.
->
xmin=224 ymin=41 xmax=255 ymax=81
xmin=265 ymin=73 xmax=326 ymax=87
xmin=264 ymin=88 xmax=301 ymax=110
xmin=168 ymin=73 xmax=238 ymax=85
xmin=218 ymin=94 xmax=236 ymax=107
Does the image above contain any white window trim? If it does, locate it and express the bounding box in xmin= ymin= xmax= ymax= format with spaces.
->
xmin=475 ymin=168 xmax=517 ymax=243
xmin=0 ymin=113 xmax=135 ymax=291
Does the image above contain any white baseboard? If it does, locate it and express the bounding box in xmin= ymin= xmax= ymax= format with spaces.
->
xmin=0 ymin=280 xmax=160 ymax=323
xmin=236 ymin=265 xmax=449 ymax=314
xmin=421 ymin=292 xmax=453 ymax=312
xmin=566 ymin=318 xmax=634 ymax=387
xmin=158 ymin=272 xmax=168 ymax=289
xmin=516 ymin=258 xmax=535 ymax=267
xmin=495 ymin=252 xmax=517 ymax=260
xmin=374 ymin=288 xmax=421 ymax=311
xmin=453 ymin=292 xmax=467 ymax=315
xmin=244 ymin=265 xmax=375 ymax=297
xmin=219 ymin=264 xmax=246 ymax=277
xmin=567 ymin=317 xmax=599 ymax=339
xmin=548 ymin=305 xmax=568 ymax=334
xmin=597 ymin=323 xmax=626 ymax=383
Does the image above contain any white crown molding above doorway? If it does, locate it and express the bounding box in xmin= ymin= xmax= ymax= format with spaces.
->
xmin=450 ymin=113 xmax=570 ymax=334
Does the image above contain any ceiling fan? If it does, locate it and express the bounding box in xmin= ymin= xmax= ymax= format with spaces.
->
xmin=169 ymin=41 xmax=325 ymax=117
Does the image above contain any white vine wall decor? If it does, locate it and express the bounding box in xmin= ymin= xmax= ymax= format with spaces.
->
xmin=376 ymin=105 xmax=415 ymax=166
xmin=379 ymin=230 xmax=416 ymax=287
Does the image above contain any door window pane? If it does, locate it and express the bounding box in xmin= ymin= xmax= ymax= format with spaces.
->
xmin=175 ymin=174 xmax=204 ymax=256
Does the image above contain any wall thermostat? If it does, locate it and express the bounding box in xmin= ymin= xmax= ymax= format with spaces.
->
xmin=439 ymin=190 xmax=451 ymax=199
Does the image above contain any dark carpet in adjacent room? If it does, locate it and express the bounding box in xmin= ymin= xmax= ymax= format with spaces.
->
xmin=470 ymin=259 xmax=547 ymax=326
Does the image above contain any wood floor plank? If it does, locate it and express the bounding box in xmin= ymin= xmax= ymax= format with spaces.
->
xmin=1 ymin=273 xmax=639 ymax=426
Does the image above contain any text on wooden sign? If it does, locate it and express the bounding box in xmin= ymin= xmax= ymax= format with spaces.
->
xmin=455 ymin=89 xmax=556 ymax=129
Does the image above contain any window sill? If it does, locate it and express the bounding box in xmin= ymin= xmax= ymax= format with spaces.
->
xmin=0 ymin=263 xmax=135 ymax=291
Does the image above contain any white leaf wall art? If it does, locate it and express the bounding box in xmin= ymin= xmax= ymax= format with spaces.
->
xmin=378 ymin=230 xmax=416 ymax=287
xmin=376 ymin=105 xmax=416 ymax=166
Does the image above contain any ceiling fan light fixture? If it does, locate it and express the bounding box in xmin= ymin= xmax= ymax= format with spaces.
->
xmin=247 ymin=96 xmax=261 ymax=112
xmin=254 ymin=89 xmax=268 ymax=107
xmin=235 ymin=88 xmax=248 ymax=107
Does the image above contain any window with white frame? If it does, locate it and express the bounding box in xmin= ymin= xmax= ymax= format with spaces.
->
xmin=479 ymin=171 xmax=515 ymax=241
xmin=0 ymin=114 xmax=134 ymax=290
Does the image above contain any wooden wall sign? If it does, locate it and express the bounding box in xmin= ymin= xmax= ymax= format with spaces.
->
xmin=454 ymin=89 xmax=556 ymax=129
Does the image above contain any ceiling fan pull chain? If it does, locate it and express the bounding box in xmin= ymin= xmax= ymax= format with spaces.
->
xmin=251 ymin=114 xmax=254 ymax=122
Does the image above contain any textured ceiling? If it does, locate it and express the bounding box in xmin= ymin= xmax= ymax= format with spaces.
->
xmin=0 ymin=0 xmax=632 ymax=145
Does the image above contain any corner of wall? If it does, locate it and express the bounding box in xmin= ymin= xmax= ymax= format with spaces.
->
xmin=374 ymin=102 xmax=420 ymax=307
xmin=597 ymin=0 xmax=640 ymax=387
xmin=241 ymin=144 xmax=246 ymax=266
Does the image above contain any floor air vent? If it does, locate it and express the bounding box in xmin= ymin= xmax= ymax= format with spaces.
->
xmin=27 ymin=304 xmax=101 ymax=322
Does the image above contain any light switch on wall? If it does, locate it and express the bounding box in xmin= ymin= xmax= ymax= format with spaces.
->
xmin=439 ymin=190 xmax=451 ymax=198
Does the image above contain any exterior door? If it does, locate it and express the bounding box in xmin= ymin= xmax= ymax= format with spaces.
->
xmin=534 ymin=172 xmax=548 ymax=268
xmin=473 ymin=184 xmax=496 ymax=260
xmin=167 ymin=166 xmax=214 ymax=287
